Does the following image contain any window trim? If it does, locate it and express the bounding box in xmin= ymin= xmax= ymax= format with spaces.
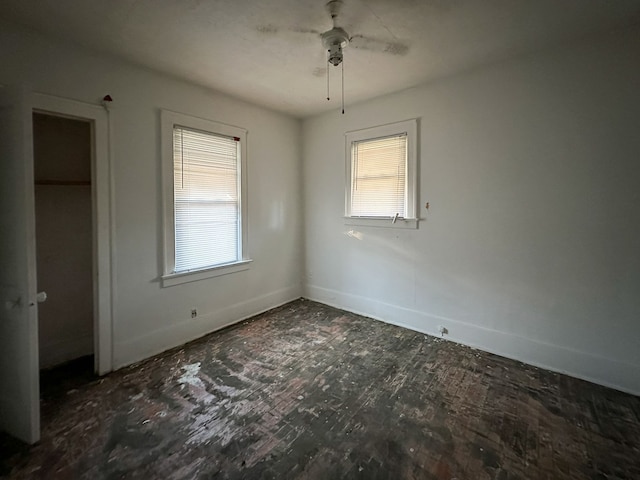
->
xmin=344 ymin=118 xmax=418 ymax=228
xmin=160 ymin=109 xmax=250 ymax=287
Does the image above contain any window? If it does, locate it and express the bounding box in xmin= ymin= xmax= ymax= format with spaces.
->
xmin=161 ymin=110 xmax=250 ymax=287
xmin=345 ymin=119 xmax=418 ymax=228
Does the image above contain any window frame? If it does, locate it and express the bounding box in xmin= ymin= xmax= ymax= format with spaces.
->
xmin=161 ymin=110 xmax=250 ymax=287
xmin=344 ymin=118 xmax=419 ymax=229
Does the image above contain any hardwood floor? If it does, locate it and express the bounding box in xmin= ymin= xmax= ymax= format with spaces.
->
xmin=1 ymin=299 xmax=639 ymax=479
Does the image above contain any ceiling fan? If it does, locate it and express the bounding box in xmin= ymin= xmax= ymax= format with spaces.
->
xmin=258 ymin=0 xmax=410 ymax=113
xmin=321 ymin=0 xmax=352 ymax=67
xmin=316 ymin=0 xmax=410 ymax=61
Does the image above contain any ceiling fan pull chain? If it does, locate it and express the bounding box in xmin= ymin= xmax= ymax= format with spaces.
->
xmin=327 ymin=50 xmax=330 ymax=101
xmin=341 ymin=59 xmax=345 ymax=114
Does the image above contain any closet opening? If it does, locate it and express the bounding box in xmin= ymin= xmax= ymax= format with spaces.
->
xmin=33 ymin=112 xmax=96 ymax=391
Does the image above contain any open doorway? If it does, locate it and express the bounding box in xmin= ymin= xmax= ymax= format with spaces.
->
xmin=33 ymin=113 xmax=95 ymax=374
xmin=31 ymin=93 xmax=113 ymax=382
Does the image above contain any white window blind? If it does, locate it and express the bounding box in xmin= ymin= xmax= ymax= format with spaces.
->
xmin=350 ymin=133 xmax=407 ymax=217
xmin=173 ymin=126 xmax=240 ymax=272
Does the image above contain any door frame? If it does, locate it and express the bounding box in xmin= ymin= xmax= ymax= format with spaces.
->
xmin=33 ymin=93 xmax=113 ymax=375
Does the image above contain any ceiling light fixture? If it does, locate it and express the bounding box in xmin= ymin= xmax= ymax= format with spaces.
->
xmin=256 ymin=0 xmax=410 ymax=115
xmin=321 ymin=0 xmax=349 ymax=114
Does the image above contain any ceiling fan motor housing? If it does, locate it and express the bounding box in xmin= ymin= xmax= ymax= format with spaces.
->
xmin=322 ymin=27 xmax=349 ymax=66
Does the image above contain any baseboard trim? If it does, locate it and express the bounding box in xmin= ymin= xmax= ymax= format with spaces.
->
xmin=304 ymin=284 xmax=640 ymax=397
xmin=114 ymin=285 xmax=302 ymax=369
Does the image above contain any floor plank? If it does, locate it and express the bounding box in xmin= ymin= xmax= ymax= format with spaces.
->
xmin=1 ymin=299 xmax=639 ymax=479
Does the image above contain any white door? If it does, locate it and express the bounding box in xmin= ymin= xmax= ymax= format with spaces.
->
xmin=0 ymin=87 xmax=40 ymax=444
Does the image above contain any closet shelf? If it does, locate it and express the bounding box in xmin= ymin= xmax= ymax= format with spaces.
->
xmin=35 ymin=180 xmax=91 ymax=186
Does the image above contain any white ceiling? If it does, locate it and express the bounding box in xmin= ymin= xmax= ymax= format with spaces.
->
xmin=4 ymin=0 xmax=640 ymax=118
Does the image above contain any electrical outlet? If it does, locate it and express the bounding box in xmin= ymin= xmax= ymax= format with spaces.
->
xmin=191 ymin=308 xmax=197 ymax=318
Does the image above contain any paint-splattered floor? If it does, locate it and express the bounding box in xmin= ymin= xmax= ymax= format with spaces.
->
xmin=1 ymin=299 xmax=640 ymax=479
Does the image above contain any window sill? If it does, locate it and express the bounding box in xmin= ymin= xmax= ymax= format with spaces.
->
xmin=161 ymin=259 xmax=252 ymax=287
xmin=344 ymin=217 xmax=419 ymax=229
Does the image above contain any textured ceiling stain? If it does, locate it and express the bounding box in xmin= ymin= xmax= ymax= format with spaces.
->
xmin=385 ymin=42 xmax=409 ymax=55
xmin=312 ymin=66 xmax=327 ymax=77
xmin=349 ymin=34 xmax=409 ymax=55
xmin=256 ymin=24 xmax=279 ymax=35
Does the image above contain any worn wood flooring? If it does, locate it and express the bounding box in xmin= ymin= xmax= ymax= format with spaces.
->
xmin=1 ymin=299 xmax=639 ymax=479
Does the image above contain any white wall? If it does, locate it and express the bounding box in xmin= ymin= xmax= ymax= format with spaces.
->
xmin=0 ymin=21 xmax=303 ymax=369
xmin=303 ymin=26 xmax=640 ymax=395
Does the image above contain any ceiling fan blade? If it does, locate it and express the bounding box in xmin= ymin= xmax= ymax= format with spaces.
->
xmin=349 ymin=34 xmax=409 ymax=56
xmin=256 ymin=24 xmax=321 ymax=36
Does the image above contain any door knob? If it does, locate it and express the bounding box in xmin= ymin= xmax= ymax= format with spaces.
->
xmin=28 ymin=292 xmax=47 ymax=307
